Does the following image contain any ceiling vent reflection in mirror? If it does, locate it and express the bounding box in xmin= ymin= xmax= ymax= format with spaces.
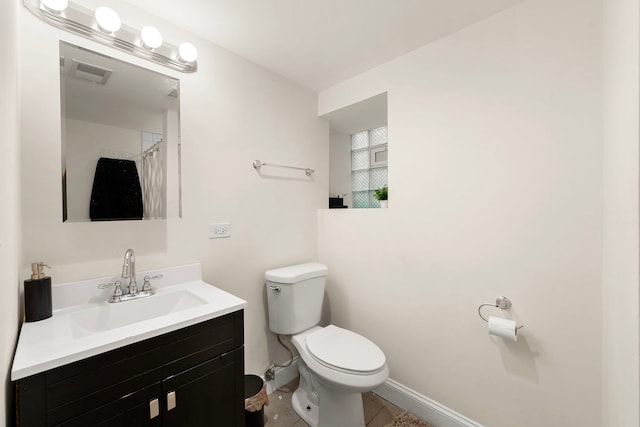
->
xmin=68 ymin=59 xmax=112 ymax=84
xmin=24 ymin=0 xmax=198 ymax=73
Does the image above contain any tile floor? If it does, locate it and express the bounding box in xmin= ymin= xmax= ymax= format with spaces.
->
xmin=264 ymin=378 xmax=404 ymax=427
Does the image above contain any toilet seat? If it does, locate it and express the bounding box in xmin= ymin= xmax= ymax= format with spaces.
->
xmin=306 ymin=325 xmax=386 ymax=374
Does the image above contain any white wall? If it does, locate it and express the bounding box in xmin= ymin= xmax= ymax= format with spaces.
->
xmin=19 ymin=0 xmax=328 ymax=391
xmin=0 ymin=0 xmax=20 ymax=425
xmin=329 ymin=130 xmax=352 ymax=208
xmin=602 ymin=0 xmax=640 ymax=425
xmin=318 ymin=0 xmax=603 ymax=426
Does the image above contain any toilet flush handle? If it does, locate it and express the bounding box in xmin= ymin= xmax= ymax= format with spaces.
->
xmin=269 ymin=285 xmax=281 ymax=292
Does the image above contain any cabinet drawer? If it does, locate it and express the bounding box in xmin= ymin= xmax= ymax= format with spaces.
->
xmin=55 ymin=382 xmax=162 ymax=427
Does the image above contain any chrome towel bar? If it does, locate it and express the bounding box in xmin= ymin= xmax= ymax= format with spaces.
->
xmin=253 ymin=160 xmax=314 ymax=176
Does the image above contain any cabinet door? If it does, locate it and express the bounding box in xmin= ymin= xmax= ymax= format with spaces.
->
xmin=162 ymin=348 xmax=244 ymax=427
xmin=55 ymin=383 xmax=162 ymax=427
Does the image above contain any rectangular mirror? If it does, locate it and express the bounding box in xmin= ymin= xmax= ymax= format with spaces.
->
xmin=60 ymin=42 xmax=181 ymax=222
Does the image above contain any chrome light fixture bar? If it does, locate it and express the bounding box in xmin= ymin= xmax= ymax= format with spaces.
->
xmin=24 ymin=0 xmax=198 ymax=73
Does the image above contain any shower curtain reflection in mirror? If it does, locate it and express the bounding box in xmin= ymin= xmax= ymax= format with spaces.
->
xmin=142 ymin=132 xmax=166 ymax=219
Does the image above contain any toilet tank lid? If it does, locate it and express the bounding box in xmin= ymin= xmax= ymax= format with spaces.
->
xmin=265 ymin=262 xmax=328 ymax=283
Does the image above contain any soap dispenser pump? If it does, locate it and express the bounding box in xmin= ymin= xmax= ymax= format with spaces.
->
xmin=24 ymin=262 xmax=52 ymax=322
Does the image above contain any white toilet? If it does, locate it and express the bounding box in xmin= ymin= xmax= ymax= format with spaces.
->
xmin=265 ymin=262 xmax=389 ymax=427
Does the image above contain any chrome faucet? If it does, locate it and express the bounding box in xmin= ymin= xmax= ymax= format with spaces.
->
xmin=121 ymin=248 xmax=137 ymax=295
xmin=105 ymin=248 xmax=154 ymax=303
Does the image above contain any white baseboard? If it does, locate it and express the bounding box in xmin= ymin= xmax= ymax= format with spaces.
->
xmin=264 ymin=357 xmax=299 ymax=395
xmin=265 ymin=363 xmax=482 ymax=427
xmin=374 ymin=379 xmax=484 ymax=427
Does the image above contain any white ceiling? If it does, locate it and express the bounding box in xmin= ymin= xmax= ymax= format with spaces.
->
xmin=123 ymin=0 xmax=523 ymax=92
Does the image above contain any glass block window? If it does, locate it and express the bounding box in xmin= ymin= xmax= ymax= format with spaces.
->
xmin=351 ymin=127 xmax=388 ymax=208
xmin=352 ymin=131 xmax=369 ymax=150
xmin=351 ymin=149 xmax=369 ymax=171
xmin=369 ymin=127 xmax=387 ymax=146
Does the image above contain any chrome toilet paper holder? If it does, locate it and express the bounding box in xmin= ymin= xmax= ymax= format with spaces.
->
xmin=478 ymin=296 xmax=524 ymax=330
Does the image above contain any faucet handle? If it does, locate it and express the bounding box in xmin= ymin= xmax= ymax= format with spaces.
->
xmin=109 ymin=281 xmax=123 ymax=303
xmin=142 ymin=276 xmax=153 ymax=292
xmin=127 ymin=281 xmax=138 ymax=296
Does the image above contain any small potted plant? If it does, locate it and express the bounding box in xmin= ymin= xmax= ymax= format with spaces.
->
xmin=373 ymin=185 xmax=388 ymax=208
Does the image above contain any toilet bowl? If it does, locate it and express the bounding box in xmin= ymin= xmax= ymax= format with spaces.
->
xmin=290 ymin=326 xmax=389 ymax=427
xmin=295 ymin=325 xmax=388 ymax=390
xmin=265 ymin=263 xmax=389 ymax=427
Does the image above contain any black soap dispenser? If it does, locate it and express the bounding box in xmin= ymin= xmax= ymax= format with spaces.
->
xmin=24 ymin=262 xmax=52 ymax=322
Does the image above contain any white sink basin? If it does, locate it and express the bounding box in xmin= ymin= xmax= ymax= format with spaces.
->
xmin=69 ymin=289 xmax=208 ymax=338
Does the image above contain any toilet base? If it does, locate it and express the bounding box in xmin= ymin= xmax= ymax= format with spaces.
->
xmin=292 ymin=381 xmax=366 ymax=427
xmin=292 ymin=358 xmax=366 ymax=427
xmin=292 ymin=387 xmax=319 ymax=426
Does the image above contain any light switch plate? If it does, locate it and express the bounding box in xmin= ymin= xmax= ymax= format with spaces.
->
xmin=208 ymin=223 xmax=231 ymax=239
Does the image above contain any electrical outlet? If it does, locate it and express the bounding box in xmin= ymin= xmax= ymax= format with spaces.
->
xmin=208 ymin=223 xmax=231 ymax=239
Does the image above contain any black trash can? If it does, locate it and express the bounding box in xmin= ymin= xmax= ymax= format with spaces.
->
xmin=244 ymin=375 xmax=265 ymax=427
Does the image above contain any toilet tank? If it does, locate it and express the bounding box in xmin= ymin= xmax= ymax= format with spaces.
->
xmin=265 ymin=263 xmax=328 ymax=335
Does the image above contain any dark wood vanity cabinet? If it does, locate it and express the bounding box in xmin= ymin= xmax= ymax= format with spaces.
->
xmin=15 ymin=311 xmax=244 ymax=427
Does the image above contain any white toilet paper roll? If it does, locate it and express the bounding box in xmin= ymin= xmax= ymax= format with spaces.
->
xmin=488 ymin=316 xmax=518 ymax=341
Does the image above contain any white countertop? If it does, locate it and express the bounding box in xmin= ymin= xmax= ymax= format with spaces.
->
xmin=11 ymin=264 xmax=247 ymax=380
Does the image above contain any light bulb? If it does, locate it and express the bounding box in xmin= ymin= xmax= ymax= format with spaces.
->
xmin=178 ymin=42 xmax=198 ymax=63
xmin=41 ymin=0 xmax=68 ymax=12
xmin=95 ymin=7 xmax=121 ymax=33
xmin=140 ymin=26 xmax=163 ymax=50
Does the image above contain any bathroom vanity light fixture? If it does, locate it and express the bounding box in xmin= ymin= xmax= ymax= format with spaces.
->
xmin=25 ymin=0 xmax=198 ymax=73
xmin=94 ymin=6 xmax=121 ymax=33
xmin=178 ymin=42 xmax=198 ymax=63
xmin=140 ymin=26 xmax=163 ymax=50
xmin=40 ymin=0 xmax=68 ymax=13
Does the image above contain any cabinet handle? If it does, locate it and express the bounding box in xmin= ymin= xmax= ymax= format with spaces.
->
xmin=167 ymin=391 xmax=177 ymax=411
xmin=149 ymin=398 xmax=160 ymax=419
